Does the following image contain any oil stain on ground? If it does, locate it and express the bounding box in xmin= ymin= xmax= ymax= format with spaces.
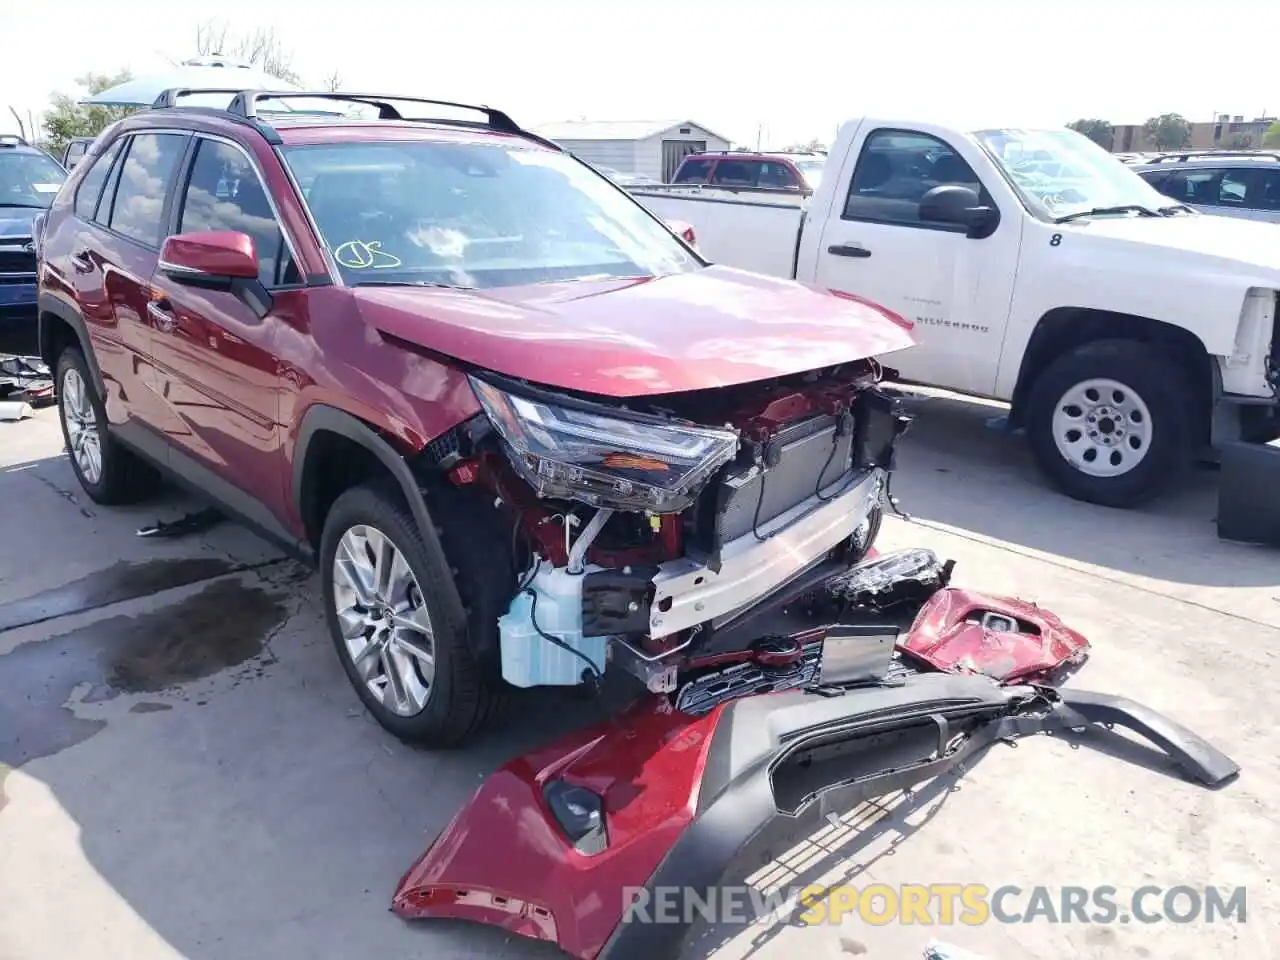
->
xmin=0 ymin=577 xmax=287 ymax=768
xmin=0 ymin=557 xmax=239 ymax=633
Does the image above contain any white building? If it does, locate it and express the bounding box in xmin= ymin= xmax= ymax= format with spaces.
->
xmin=535 ymin=119 xmax=731 ymax=183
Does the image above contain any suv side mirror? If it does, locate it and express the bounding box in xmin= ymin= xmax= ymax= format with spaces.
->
xmin=159 ymin=230 xmax=272 ymax=318
xmin=919 ymin=185 xmax=999 ymax=238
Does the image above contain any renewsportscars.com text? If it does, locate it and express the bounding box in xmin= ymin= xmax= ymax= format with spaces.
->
xmin=621 ymin=884 xmax=1248 ymax=927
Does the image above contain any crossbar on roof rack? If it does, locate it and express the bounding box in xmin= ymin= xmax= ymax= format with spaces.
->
xmin=1149 ymin=150 xmax=1280 ymax=163
xmin=148 ymin=87 xmax=550 ymax=149
xmin=225 ymin=90 xmax=524 ymax=134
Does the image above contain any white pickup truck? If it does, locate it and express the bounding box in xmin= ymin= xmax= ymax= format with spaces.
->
xmin=632 ymin=118 xmax=1280 ymax=507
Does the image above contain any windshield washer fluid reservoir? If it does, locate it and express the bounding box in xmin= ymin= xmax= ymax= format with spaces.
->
xmin=499 ymin=565 xmax=609 ymax=687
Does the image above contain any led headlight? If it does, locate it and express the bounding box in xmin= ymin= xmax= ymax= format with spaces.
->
xmin=469 ymin=375 xmax=739 ymax=513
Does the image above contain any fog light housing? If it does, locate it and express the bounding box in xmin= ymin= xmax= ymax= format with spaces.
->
xmin=543 ymin=780 xmax=608 ymax=855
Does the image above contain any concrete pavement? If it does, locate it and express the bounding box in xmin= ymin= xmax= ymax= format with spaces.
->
xmin=0 ymin=396 xmax=1276 ymax=960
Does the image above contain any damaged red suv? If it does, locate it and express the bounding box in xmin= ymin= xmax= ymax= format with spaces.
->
xmin=36 ymin=91 xmax=916 ymax=745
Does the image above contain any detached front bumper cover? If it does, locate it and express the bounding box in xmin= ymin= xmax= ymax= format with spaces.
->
xmin=391 ymin=673 xmax=1238 ymax=960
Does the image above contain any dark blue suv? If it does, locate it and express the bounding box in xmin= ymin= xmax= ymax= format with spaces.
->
xmin=1 ymin=135 xmax=67 ymax=329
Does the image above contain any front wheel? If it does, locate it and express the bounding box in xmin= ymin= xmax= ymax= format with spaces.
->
xmin=1025 ymin=340 xmax=1195 ymax=508
xmin=319 ymin=483 xmax=509 ymax=747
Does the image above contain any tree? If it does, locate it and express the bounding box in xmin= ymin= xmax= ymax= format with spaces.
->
xmin=1143 ymin=113 xmax=1192 ymax=151
xmin=1066 ymin=118 xmax=1113 ymax=149
xmin=42 ymin=71 xmax=138 ymax=154
xmin=323 ymin=70 xmax=343 ymax=93
xmin=195 ymin=20 xmax=301 ymax=85
xmin=1263 ymin=122 xmax=1280 ymax=149
xmin=778 ymin=138 xmax=827 ymax=154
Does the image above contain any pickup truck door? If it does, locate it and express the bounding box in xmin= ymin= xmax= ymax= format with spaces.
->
xmin=809 ymin=127 xmax=1021 ymax=397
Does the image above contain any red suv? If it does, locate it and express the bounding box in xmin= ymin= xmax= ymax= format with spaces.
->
xmin=670 ymin=151 xmax=826 ymax=191
xmin=36 ymin=91 xmax=913 ymax=746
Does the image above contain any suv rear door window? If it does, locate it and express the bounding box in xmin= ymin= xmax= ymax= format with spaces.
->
xmin=672 ymin=157 xmax=713 ymax=183
xmin=178 ymin=138 xmax=297 ymax=286
xmin=710 ymin=159 xmax=758 ymax=187
xmin=106 ymin=133 xmax=188 ymax=247
xmin=73 ymin=140 xmax=124 ymax=221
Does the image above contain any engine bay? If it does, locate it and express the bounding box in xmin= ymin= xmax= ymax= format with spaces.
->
xmin=424 ymin=361 xmax=912 ymax=687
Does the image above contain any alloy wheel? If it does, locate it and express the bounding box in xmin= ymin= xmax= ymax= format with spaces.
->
xmin=61 ymin=367 xmax=103 ymax=485
xmin=332 ymin=524 xmax=436 ymax=717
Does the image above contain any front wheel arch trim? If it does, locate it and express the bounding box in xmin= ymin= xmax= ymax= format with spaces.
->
xmin=292 ymin=404 xmax=467 ymax=634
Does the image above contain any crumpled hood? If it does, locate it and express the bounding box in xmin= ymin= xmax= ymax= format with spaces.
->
xmin=0 ymin=210 xmax=37 ymax=241
xmin=1077 ymin=214 xmax=1280 ymax=279
xmin=353 ymin=265 xmax=916 ymax=397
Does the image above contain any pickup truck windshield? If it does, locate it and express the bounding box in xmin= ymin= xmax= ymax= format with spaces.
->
xmin=282 ymin=140 xmax=698 ymax=288
xmin=0 ymin=151 xmax=66 ymax=209
xmin=974 ymin=128 xmax=1172 ymax=221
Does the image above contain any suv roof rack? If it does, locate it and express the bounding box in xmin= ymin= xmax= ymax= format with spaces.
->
xmin=149 ymin=88 xmax=550 ymax=148
xmin=1149 ymin=150 xmax=1280 ymax=163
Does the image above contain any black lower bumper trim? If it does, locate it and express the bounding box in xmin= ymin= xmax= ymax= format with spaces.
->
xmin=597 ymin=677 xmax=1238 ymax=960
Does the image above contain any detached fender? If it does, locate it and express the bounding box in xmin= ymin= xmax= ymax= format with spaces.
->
xmin=37 ymin=291 xmax=104 ymax=396
xmin=291 ymin=404 xmax=467 ymax=632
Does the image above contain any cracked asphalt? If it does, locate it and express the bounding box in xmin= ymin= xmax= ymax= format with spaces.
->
xmin=0 ymin=396 xmax=1277 ymax=960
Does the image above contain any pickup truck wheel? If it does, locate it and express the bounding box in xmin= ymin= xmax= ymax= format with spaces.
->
xmin=55 ymin=346 xmax=160 ymax=505
xmin=1025 ymin=341 xmax=1193 ymax=508
xmin=319 ymin=483 xmax=509 ymax=747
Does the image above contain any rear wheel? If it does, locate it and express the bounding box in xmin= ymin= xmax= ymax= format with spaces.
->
xmin=55 ymin=346 xmax=160 ymax=504
xmin=1025 ymin=340 xmax=1195 ymax=508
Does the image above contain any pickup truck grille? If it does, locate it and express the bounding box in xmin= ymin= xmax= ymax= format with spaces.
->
xmin=0 ymin=246 xmax=36 ymax=278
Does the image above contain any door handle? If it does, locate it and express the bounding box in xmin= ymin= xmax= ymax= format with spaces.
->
xmin=71 ymin=250 xmax=93 ymax=273
xmin=147 ymin=298 xmax=178 ymax=333
xmin=828 ymin=244 xmax=872 ymax=259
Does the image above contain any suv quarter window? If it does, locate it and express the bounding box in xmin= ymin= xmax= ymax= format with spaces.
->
xmin=73 ymin=139 xmax=124 ymax=221
xmin=177 ymin=137 xmax=299 ymax=287
xmin=1258 ymin=170 xmax=1280 ymax=211
xmin=106 ymin=132 xmax=189 ymax=248
xmin=757 ymin=161 xmax=800 ymax=189
xmin=843 ymin=129 xmax=986 ymax=228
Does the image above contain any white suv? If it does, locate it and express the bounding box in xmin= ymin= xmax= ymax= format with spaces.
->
xmin=1133 ymin=152 xmax=1280 ymax=223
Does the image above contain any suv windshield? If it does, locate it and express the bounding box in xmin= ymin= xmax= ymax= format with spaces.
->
xmin=974 ymin=128 xmax=1173 ymax=221
xmin=0 ymin=150 xmax=66 ymax=209
xmin=282 ymin=140 xmax=699 ymax=289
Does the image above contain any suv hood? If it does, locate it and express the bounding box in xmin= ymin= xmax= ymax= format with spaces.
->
xmin=1079 ymin=214 xmax=1280 ymax=278
xmin=353 ymin=265 xmax=915 ymax=397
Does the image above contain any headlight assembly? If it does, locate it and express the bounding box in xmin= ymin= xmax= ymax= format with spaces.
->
xmin=469 ymin=375 xmax=739 ymax=512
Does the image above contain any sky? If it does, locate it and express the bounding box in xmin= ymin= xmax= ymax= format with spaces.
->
xmin=4 ymin=0 xmax=1277 ymax=148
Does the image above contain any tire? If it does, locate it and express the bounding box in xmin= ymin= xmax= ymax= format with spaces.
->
xmin=1024 ymin=339 xmax=1195 ymax=508
xmin=319 ymin=482 xmax=513 ymax=747
xmin=55 ymin=346 xmax=160 ymax=505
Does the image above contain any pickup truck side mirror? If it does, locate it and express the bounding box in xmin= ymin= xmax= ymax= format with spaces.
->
xmin=920 ymin=185 xmax=999 ymax=239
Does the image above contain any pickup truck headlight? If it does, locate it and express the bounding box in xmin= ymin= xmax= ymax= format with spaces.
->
xmin=469 ymin=375 xmax=739 ymax=512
